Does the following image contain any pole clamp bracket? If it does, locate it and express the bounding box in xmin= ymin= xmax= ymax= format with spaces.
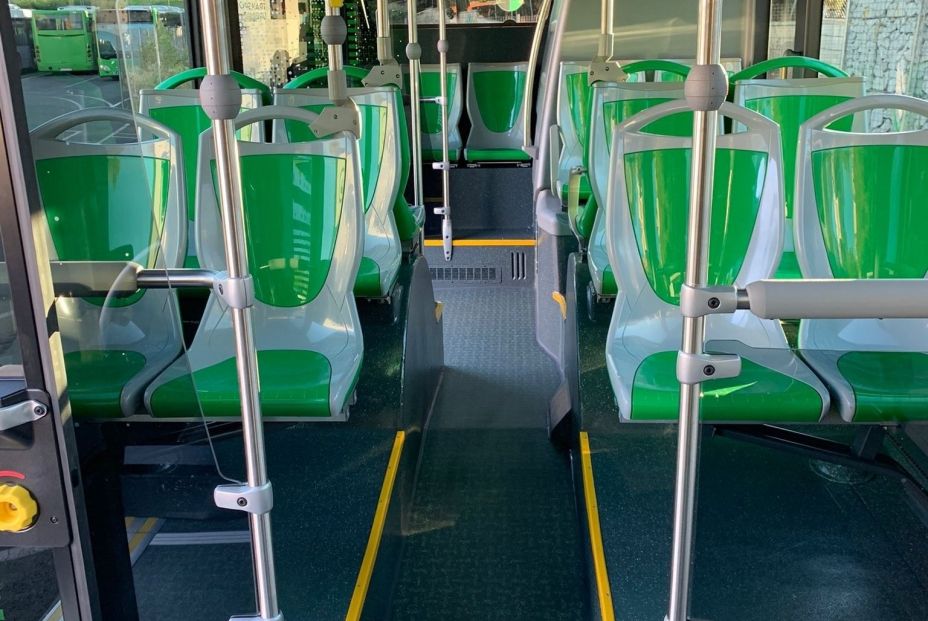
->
xmin=588 ymin=60 xmax=626 ymax=85
xmin=363 ymin=61 xmax=403 ymax=88
xmin=230 ymin=613 xmax=285 ymax=621
xmin=431 ymin=161 xmax=451 ymax=170
xmin=213 ymin=273 xmax=255 ymax=309
xmin=676 ymin=352 xmax=741 ymax=384
xmin=433 ymin=206 xmax=447 ymax=216
xmin=311 ymin=101 xmax=361 ymax=139
xmin=215 ymin=481 xmax=273 ymax=515
xmin=679 ymin=284 xmax=738 ymax=318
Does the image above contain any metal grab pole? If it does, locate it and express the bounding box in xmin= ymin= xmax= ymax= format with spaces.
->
xmin=199 ymin=0 xmax=281 ymax=618
xmin=597 ymin=0 xmax=613 ymax=61
xmin=406 ymin=0 xmax=425 ymax=215
xmin=667 ymin=1 xmax=724 ymax=620
xmin=521 ymin=0 xmax=552 ymax=156
xmin=435 ymin=0 xmax=452 ymax=260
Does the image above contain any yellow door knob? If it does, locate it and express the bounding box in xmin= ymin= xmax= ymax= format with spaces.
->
xmin=0 ymin=483 xmax=39 ymax=532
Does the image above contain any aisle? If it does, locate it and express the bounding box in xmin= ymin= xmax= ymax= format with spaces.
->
xmin=388 ymin=287 xmax=588 ymax=620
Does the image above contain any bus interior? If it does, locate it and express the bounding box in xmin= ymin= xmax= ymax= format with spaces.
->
xmin=1 ymin=0 xmax=928 ymax=619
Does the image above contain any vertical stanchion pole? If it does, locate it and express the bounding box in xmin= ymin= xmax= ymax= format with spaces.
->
xmin=666 ymin=1 xmax=725 ymax=620
xmin=406 ymin=0 xmax=425 ymax=217
xmin=521 ymin=0 xmax=552 ymax=157
xmin=198 ymin=0 xmax=281 ymax=618
xmin=435 ymin=0 xmax=452 ymax=260
xmin=587 ymin=0 xmax=623 ymax=86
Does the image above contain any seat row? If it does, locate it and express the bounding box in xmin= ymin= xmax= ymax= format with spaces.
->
xmin=555 ymin=56 xmax=864 ymax=298
xmin=30 ymin=67 xmax=419 ymax=422
xmin=411 ymin=61 xmax=533 ymax=163
xmin=555 ymin=58 xmax=928 ymax=425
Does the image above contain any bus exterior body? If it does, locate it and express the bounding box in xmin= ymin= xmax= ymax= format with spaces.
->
xmin=31 ymin=10 xmax=96 ymax=73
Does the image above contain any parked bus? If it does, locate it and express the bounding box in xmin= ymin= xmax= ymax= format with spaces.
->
xmin=31 ymin=9 xmax=96 ymax=73
xmin=9 ymin=5 xmax=36 ymax=73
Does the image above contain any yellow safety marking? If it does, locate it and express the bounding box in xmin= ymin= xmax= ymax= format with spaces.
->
xmin=124 ymin=516 xmax=136 ymax=530
xmin=127 ymin=517 xmax=160 ymax=556
xmin=41 ymin=601 xmax=63 ymax=621
xmin=580 ymin=432 xmax=615 ymax=621
xmin=423 ymin=238 xmax=536 ymax=247
xmin=346 ymin=431 xmax=406 ymax=620
xmin=434 ymin=301 xmax=444 ymax=322
xmin=552 ymin=291 xmax=567 ymax=320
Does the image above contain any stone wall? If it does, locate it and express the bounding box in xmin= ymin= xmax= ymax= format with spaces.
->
xmin=841 ymin=0 xmax=928 ymax=129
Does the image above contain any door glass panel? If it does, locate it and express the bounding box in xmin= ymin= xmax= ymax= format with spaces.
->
xmin=8 ymin=8 xmax=257 ymax=619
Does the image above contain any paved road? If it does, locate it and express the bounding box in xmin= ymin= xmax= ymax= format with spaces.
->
xmin=20 ymin=72 xmax=136 ymax=142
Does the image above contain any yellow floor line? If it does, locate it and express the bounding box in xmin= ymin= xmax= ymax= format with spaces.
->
xmin=127 ymin=516 xmax=160 ymax=556
xmin=423 ymin=238 xmax=536 ymax=247
xmin=580 ymin=432 xmax=615 ymax=621
xmin=346 ymin=431 xmax=406 ymax=621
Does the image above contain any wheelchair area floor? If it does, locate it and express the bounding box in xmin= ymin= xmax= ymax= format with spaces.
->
xmin=387 ymin=286 xmax=589 ymax=620
xmin=573 ymin=259 xmax=928 ymax=621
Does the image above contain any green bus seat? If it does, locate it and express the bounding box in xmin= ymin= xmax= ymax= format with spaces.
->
xmin=140 ymin=68 xmax=268 ymax=268
xmin=732 ymin=56 xmax=863 ymax=280
xmin=464 ymin=62 xmax=532 ymax=162
xmin=31 ymin=109 xmax=186 ymax=419
xmin=604 ymin=100 xmax=830 ymax=422
xmin=581 ymin=60 xmax=691 ymax=299
xmin=794 ymin=95 xmax=928 ymax=423
xmin=550 ymin=61 xmax=592 ymax=204
xmin=282 ymin=66 xmax=421 ymax=249
xmin=274 ymin=84 xmax=403 ymax=299
xmin=145 ymin=106 xmax=365 ymax=420
xmin=413 ymin=63 xmax=463 ymax=161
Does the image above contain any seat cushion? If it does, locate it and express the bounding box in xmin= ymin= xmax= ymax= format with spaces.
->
xmin=64 ymin=350 xmax=147 ymax=418
xmin=629 ymin=351 xmax=824 ymax=422
xmin=464 ymin=148 xmax=531 ymax=162
xmin=149 ymin=350 xmax=337 ymax=418
xmin=836 ymin=351 xmax=928 ymax=422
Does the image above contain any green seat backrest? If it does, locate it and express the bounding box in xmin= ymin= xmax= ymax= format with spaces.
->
xmin=473 ymin=69 xmax=526 ymax=133
xmin=734 ymin=80 xmax=862 ymax=220
xmin=139 ymin=88 xmax=264 ymax=268
xmin=625 ymin=147 xmax=767 ymax=304
xmin=421 ymin=71 xmax=458 ymax=135
xmin=222 ymin=153 xmax=345 ymax=306
xmin=810 ymin=143 xmax=928 ymax=279
xmin=281 ymin=102 xmax=387 ymax=216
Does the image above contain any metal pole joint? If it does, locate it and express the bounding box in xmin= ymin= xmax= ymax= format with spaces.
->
xmin=215 ymin=482 xmax=274 ymax=515
xmin=679 ymin=284 xmax=738 ymax=318
xmin=676 ymin=351 xmax=741 ymax=384
xmin=684 ymin=63 xmax=729 ymax=112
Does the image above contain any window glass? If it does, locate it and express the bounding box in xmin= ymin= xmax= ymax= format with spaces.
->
xmin=767 ymin=0 xmax=797 ymax=59
xmin=390 ymin=0 xmax=543 ymax=25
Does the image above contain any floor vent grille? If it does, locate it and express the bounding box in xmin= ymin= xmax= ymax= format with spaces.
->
xmin=430 ymin=266 xmax=499 ymax=283
xmin=511 ymin=251 xmax=527 ymax=281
